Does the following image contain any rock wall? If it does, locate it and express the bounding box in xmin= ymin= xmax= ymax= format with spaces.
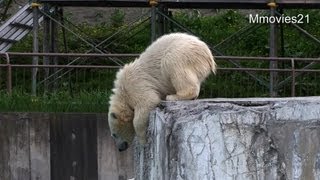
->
xmin=135 ymin=97 xmax=320 ymax=180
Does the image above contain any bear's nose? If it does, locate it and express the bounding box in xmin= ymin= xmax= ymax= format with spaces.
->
xmin=118 ymin=141 xmax=128 ymax=152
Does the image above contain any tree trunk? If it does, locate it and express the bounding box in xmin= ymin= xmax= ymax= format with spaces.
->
xmin=135 ymin=97 xmax=320 ymax=180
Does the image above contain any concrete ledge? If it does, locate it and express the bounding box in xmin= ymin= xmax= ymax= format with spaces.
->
xmin=135 ymin=97 xmax=320 ymax=180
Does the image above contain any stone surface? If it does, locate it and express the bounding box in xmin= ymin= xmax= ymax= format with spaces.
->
xmin=0 ymin=113 xmax=134 ymax=180
xmin=135 ymin=97 xmax=320 ymax=180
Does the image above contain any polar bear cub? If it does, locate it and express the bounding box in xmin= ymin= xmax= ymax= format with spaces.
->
xmin=108 ymin=33 xmax=216 ymax=151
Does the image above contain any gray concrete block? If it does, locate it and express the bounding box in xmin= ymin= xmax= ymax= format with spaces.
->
xmin=135 ymin=97 xmax=320 ymax=180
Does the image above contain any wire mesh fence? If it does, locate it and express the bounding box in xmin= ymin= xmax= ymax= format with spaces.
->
xmin=1 ymin=53 xmax=320 ymax=100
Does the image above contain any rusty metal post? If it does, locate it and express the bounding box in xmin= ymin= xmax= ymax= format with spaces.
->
xmin=158 ymin=5 xmax=167 ymax=36
xmin=150 ymin=0 xmax=158 ymax=42
xmin=268 ymin=1 xmax=278 ymax=97
xmin=43 ymin=3 xmax=50 ymax=93
xmin=50 ymin=7 xmax=59 ymax=91
xmin=291 ymin=58 xmax=295 ymax=97
xmin=5 ymin=53 xmax=12 ymax=95
xmin=32 ymin=1 xmax=40 ymax=96
xmin=279 ymin=8 xmax=285 ymax=57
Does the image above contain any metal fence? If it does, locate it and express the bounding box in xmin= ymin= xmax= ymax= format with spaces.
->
xmin=1 ymin=52 xmax=320 ymax=98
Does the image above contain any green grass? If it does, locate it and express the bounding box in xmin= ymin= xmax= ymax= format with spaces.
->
xmin=0 ymin=90 xmax=110 ymax=112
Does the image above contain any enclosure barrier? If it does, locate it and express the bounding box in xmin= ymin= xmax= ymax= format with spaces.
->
xmin=1 ymin=52 xmax=320 ymax=97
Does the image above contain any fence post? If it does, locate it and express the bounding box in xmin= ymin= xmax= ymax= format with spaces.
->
xmin=43 ymin=3 xmax=50 ymax=93
xmin=51 ymin=7 xmax=59 ymax=92
xmin=291 ymin=58 xmax=295 ymax=97
xmin=150 ymin=0 xmax=158 ymax=42
xmin=5 ymin=53 xmax=12 ymax=95
xmin=32 ymin=1 xmax=40 ymax=96
xmin=268 ymin=0 xmax=278 ymax=97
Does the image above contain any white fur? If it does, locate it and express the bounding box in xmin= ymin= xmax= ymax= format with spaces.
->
xmin=108 ymin=33 xmax=216 ymax=145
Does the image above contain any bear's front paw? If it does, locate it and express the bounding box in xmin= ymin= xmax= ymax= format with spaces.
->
xmin=138 ymin=135 xmax=147 ymax=145
xmin=166 ymin=95 xmax=178 ymax=101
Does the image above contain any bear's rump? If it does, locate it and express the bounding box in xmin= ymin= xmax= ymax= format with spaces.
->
xmin=160 ymin=44 xmax=212 ymax=81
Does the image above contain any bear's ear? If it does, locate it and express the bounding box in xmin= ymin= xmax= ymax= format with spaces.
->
xmin=110 ymin=112 xmax=117 ymax=119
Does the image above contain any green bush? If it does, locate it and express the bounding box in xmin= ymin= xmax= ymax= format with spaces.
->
xmin=2 ymin=9 xmax=320 ymax=112
xmin=110 ymin=9 xmax=126 ymax=28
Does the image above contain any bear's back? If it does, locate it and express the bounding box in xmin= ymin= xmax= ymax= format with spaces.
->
xmin=136 ymin=33 xmax=206 ymax=66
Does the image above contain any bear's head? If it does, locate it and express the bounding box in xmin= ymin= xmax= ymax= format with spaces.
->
xmin=108 ymin=101 xmax=134 ymax=152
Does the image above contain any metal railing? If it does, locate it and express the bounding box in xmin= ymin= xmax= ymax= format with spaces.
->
xmin=1 ymin=52 xmax=320 ymax=97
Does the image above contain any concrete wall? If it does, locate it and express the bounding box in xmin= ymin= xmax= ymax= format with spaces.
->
xmin=2 ymin=97 xmax=320 ymax=180
xmin=0 ymin=113 xmax=134 ymax=180
xmin=135 ymin=97 xmax=320 ymax=180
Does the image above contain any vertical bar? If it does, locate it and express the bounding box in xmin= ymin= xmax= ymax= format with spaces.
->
xmin=43 ymin=3 xmax=50 ymax=93
xmin=58 ymin=7 xmax=72 ymax=95
xmin=279 ymin=8 xmax=285 ymax=57
xmin=51 ymin=7 xmax=59 ymax=91
xmin=168 ymin=11 xmax=173 ymax=32
xmin=268 ymin=1 xmax=278 ymax=97
xmin=5 ymin=53 xmax=12 ymax=95
xmin=32 ymin=2 xmax=39 ymax=96
xmin=7 ymin=64 xmax=12 ymax=95
xmin=158 ymin=5 xmax=165 ymax=36
xmin=163 ymin=7 xmax=169 ymax=34
xmin=150 ymin=5 xmax=157 ymax=42
xmin=291 ymin=59 xmax=295 ymax=97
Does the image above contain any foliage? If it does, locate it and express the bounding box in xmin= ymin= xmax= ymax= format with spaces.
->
xmin=0 ymin=0 xmax=12 ymax=22
xmin=2 ymin=9 xmax=320 ymax=112
xmin=110 ymin=9 xmax=126 ymax=28
xmin=0 ymin=90 xmax=110 ymax=112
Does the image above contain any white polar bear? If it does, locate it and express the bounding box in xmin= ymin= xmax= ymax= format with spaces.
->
xmin=108 ymin=33 xmax=216 ymax=151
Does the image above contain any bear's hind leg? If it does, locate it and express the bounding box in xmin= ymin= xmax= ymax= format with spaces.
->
xmin=166 ymin=70 xmax=200 ymax=101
